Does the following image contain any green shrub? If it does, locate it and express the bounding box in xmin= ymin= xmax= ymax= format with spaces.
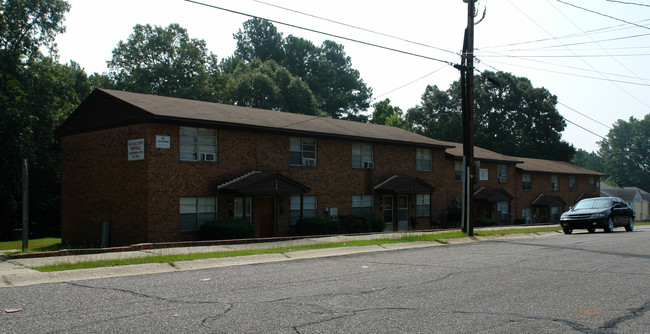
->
xmin=366 ymin=214 xmax=386 ymax=232
xmin=200 ymin=219 xmax=255 ymax=240
xmin=340 ymin=215 xmax=370 ymax=234
xmin=296 ymin=217 xmax=339 ymax=236
xmin=475 ymin=217 xmax=498 ymax=227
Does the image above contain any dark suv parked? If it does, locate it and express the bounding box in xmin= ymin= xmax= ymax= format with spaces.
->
xmin=560 ymin=197 xmax=634 ymax=234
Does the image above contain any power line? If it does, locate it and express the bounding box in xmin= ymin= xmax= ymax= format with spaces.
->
xmin=373 ymin=63 xmax=453 ymax=101
xmin=507 ymin=0 xmax=650 ymax=109
xmin=184 ymin=0 xmax=458 ymax=67
xmin=605 ymin=0 xmax=650 ymax=8
xmin=557 ymin=102 xmax=612 ymax=129
xmin=556 ymin=0 xmax=650 ymax=31
xmin=251 ymin=0 xmax=459 ymax=56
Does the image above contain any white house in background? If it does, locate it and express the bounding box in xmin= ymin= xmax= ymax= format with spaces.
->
xmin=600 ymin=183 xmax=650 ymax=221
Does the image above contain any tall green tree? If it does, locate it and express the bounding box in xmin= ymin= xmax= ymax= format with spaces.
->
xmin=220 ymin=59 xmax=320 ymax=116
xmin=1 ymin=0 xmax=90 ymax=240
xmin=599 ymin=115 xmax=650 ymax=190
xmin=371 ymin=98 xmax=406 ymax=128
xmin=107 ymin=23 xmax=220 ymax=101
xmin=406 ymin=71 xmax=575 ymax=161
xmin=232 ymin=19 xmax=372 ymax=119
xmin=571 ymin=149 xmax=604 ymax=173
xmin=406 ymin=84 xmax=462 ymax=142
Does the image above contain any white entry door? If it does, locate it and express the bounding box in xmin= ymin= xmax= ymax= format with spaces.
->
xmin=383 ymin=195 xmax=393 ymax=232
xmin=397 ymin=195 xmax=409 ymax=231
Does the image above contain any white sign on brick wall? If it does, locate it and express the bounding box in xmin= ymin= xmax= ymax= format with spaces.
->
xmin=479 ymin=168 xmax=488 ymax=181
xmin=156 ymin=135 xmax=170 ymax=149
xmin=128 ymin=138 xmax=145 ymax=161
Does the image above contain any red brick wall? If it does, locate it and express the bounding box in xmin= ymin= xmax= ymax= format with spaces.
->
xmin=61 ymin=121 xmax=601 ymax=245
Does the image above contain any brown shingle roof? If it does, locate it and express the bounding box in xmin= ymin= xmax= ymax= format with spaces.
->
xmin=58 ymin=89 xmax=452 ymax=149
xmin=440 ymin=140 xmax=524 ymax=164
xmin=515 ymin=156 xmax=605 ymax=176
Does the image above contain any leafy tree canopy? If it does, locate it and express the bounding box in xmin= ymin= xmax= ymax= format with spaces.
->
xmin=231 ymin=18 xmax=372 ymax=119
xmin=107 ymin=23 xmax=220 ymax=101
xmin=599 ymin=115 xmax=650 ymax=190
xmin=406 ymin=71 xmax=576 ymax=161
xmin=1 ymin=0 xmax=91 ymax=239
xmin=220 ymin=58 xmax=320 ymax=116
xmin=371 ymin=98 xmax=406 ymax=129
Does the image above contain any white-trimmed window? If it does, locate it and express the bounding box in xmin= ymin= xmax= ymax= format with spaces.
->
xmin=352 ymin=195 xmax=373 ymax=215
xmin=416 ymin=148 xmax=432 ymax=171
xmin=455 ymin=161 xmax=463 ymax=182
xmin=179 ymin=197 xmax=217 ymax=231
xmin=497 ymin=201 xmax=508 ymax=220
xmin=497 ymin=164 xmax=508 ymax=183
xmin=522 ymin=173 xmax=531 ymax=191
xmin=522 ymin=208 xmax=532 ymax=224
xmin=290 ymin=137 xmax=317 ymax=166
xmin=589 ymin=176 xmax=597 ymax=190
xmin=290 ymin=196 xmax=317 ymax=224
xmin=180 ymin=127 xmax=217 ymax=161
xmin=234 ymin=197 xmax=252 ymax=222
xmin=569 ymin=176 xmax=577 ymax=191
xmin=551 ymin=206 xmax=560 ymax=222
xmin=416 ymin=194 xmax=431 ymax=217
xmin=352 ymin=143 xmax=373 ymax=168
xmin=551 ymin=175 xmax=559 ymax=191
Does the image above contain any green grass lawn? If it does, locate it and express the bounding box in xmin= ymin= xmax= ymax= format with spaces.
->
xmin=0 ymin=238 xmax=62 ymax=253
xmin=10 ymin=223 xmax=650 ymax=272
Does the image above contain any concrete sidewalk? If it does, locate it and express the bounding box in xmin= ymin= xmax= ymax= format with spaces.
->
xmin=1 ymin=226 xmax=561 ymax=287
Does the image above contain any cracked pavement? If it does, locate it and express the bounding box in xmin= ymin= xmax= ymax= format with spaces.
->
xmin=1 ymin=227 xmax=648 ymax=333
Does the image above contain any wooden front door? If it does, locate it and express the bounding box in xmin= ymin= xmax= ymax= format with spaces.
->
xmin=259 ymin=197 xmax=276 ymax=237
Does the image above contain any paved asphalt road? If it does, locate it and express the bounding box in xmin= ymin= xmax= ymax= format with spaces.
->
xmin=1 ymin=227 xmax=649 ymax=333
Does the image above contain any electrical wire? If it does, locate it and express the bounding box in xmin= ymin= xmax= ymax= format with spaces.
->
xmin=606 ymin=0 xmax=650 ymax=7
xmin=373 ymin=63 xmax=453 ymax=101
xmin=251 ymin=0 xmax=459 ymax=56
xmin=556 ymin=0 xmax=650 ymax=31
xmin=184 ymin=0 xmax=458 ymax=67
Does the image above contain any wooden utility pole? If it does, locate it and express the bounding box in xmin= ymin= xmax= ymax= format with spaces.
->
xmin=22 ymin=158 xmax=29 ymax=251
xmin=461 ymin=0 xmax=476 ymax=236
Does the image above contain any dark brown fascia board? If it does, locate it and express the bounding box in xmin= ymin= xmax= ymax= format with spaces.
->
xmin=141 ymin=115 xmax=455 ymax=150
xmin=443 ymin=152 xmax=523 ymax=165
xmin=515 ymin=166 xmax=606 ymax=177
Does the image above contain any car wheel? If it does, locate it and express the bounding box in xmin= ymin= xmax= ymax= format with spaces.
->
xmin=625 ymin=217 xmax=634 ymax=232
xmin=563 ymin=227 xmax=573 ymax=234
xmin=587 ymin=228 xmax=596 ymax=233
xmin=604 ymin=217 xmax=614 ymax=233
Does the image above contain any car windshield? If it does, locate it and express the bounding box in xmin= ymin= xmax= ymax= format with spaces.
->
xmin=573 ymin=198 xmax=611 ymax=210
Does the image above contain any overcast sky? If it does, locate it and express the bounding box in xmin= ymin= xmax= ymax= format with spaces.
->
xmin=55 ymin=0 xmax=650 ymax=154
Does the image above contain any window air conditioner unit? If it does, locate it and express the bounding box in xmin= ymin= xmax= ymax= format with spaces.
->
xmin=200 ymin=152 xmax=216 ymax=162
xmin=363 ymin=161 xmax=374 ymax=169
xmin=499 ymin=176 xmax=508 ymax=183
xmin=302 ymin=158 xmax=316 ymax=166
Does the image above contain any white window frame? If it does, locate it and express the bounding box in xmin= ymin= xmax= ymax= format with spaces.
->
xmin=454 ymin=161 xmax=463 ymax=182
xmin=551 ymin=175 xmax=559 ymax=191
xmin=416 ymin=148 xmax=432 ymax=171
xmin=179 ymin=197 xmax=217 ymax=231
xmin=180 ymin=127 xmax=217 ymax=161
xmin=290 ymin=137 xmax=317 ymax=166
xmin=522 ymin=208 xmax=532 ymax=224
xmin=352 ymin=143 xmax=373 ymax=168
xmin=352 ymin=195 xmax=373 ymax=215
xmin=497 ymin=201 xmax=508 ymax=220
xmin=290 ymin=195 xmax=317 ymax=224
xmin=569 ymin=176 xmax=577 ymax=191
xmin=234 ymin=196 xmax=252 ymax=222
xmin=522 ymin=173 xmax=531 ymax=191
xmin=416 ymin=194 xmax=431 ymax=217
xmin=497 ymin=164 xmax=508 ymax=183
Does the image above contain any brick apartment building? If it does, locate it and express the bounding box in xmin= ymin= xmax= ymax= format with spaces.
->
xmin=56 ymin=89 xmax=603 ymax=246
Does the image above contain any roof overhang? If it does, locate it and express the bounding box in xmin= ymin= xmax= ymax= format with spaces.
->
xmin=531 ymin=194 xmax=566 ymax=207
xmin=374 ymin=175 xmax=436 ymax=194
xmin=217 ymin=171 xmax=310 ymax=195
xmin=473 ymin=187 xmax=514 ymax=203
